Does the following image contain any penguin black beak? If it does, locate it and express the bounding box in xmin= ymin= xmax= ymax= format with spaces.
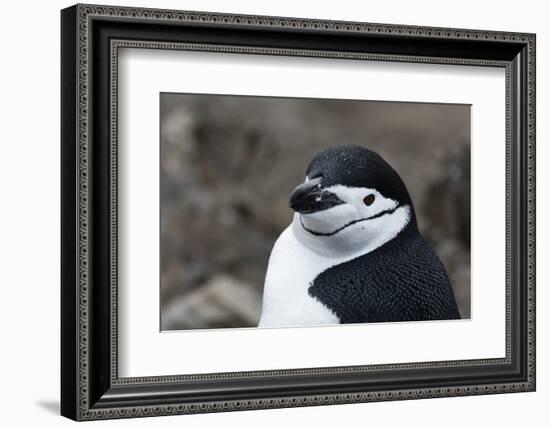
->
xmin=289 ymin=177 xmax=344 ymax=214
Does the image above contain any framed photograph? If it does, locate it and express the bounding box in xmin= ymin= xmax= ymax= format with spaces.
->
xmin=61 ymin=4 xmax=536 ymax=421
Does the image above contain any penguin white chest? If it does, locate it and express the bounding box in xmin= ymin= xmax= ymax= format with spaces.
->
xmin=258 ymin=227 xmax=341 ymax=327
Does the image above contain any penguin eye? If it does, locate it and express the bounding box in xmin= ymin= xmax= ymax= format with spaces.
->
xmin=363 ymin=194 xmax=375 ymax=206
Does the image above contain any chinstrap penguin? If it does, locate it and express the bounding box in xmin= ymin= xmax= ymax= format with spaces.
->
xmin=258 ymin=145 xmax=461 ymax=327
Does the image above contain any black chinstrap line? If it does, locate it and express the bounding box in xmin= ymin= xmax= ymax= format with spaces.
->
xmin=300 ymin=205 xmax=401 ymax=237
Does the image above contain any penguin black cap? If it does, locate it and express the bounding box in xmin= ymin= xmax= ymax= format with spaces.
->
xmin=290 ymin=145 xmax=414 ymax=216
xmin=307 ymin=144 xmax=412 ymax=203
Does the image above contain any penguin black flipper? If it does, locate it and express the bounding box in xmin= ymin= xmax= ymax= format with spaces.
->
xmin=308 ymin=230 xmax=461 ymax=324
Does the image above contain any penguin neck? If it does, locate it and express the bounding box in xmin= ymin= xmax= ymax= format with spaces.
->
xmin=291 ymin=204 xmax=416 ymax=259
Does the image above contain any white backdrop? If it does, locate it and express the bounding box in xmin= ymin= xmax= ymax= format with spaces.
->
xmin=119 ymin=50 xmax=505 ymax=376
xmin=0 ymin=0 xmax=547 ymax=425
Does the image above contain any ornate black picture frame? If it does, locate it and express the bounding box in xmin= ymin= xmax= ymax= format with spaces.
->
xmin=61 ymin=4 xmax=536 ymax=421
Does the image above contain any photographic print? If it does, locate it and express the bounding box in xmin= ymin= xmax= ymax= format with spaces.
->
xmin=160 ymin=94 xmax=470 ymax=331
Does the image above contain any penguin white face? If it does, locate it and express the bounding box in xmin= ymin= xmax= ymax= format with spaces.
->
xmin=288 ymin=146 xmax=415 ymax=257
xmin=300 ymin=185 xmax=401 ymax=234
xmin=291 ymin=183 xmax=411 ymax=257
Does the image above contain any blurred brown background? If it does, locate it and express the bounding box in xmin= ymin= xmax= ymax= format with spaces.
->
xmin=160 ymin=93 xmax=471 ymax=331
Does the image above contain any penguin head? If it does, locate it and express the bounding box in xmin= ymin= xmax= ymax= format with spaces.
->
xmin=289 ymin=145 xmax=417 ymax=256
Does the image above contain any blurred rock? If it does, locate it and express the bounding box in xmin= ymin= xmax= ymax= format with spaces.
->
xmin=162 ymin=275 xmax=262 ymax=330
xmin=421 ymin=145 xmax=471 ymax=318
